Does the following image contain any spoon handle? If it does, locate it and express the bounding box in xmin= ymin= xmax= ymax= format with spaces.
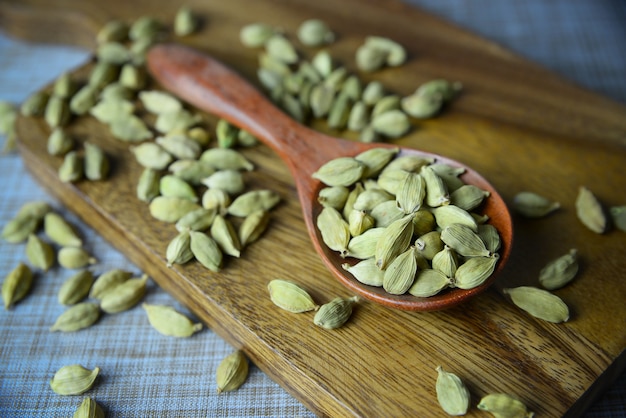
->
xmin=147 ymin=43 xmax=345 ymax=178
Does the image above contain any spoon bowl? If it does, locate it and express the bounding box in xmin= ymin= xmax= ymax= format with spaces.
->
xmin=147 ymin=43 xmax=512 ymax=311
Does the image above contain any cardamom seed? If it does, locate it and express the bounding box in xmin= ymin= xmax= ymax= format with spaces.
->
xmin=50 ymin=364 xmax=100 ymax=395
xmin=2 ymin=262 xmax=33 ymax=309
xmin=477 ymin=393 xmax=535 ymax=418
xmin=216 ymin=350 xmax=249 ymax=394
xmin=375 ymin=214 xmax=414 ymax=269
xmin=58 ymin=247 xmax=96 ymax=270
xmin=313 ymin=296 xmax=358 ymax=329
xmin=267 ymin=279 xmax=318 ymax=313
xmin=51 ymin=302 xmax=100 ymax=332
xmin=44 ymin=212 xmax=83 ymax=247
xmin=240 ymin=23 xmax=275 ymax=48
xmin=453 ymin=254 xmax=499 ymax=290
xmin=313 ymin=157 xmax=365 ymax=187
xmin=72 ymin=396 xmax=105 ymax=418
xmin=316 ymin=207 xmax=350 ymax=257
xmin=503 ymin=286 xmax=569 ymax=323
xmin=383 ymin=246 xmax=418 ymax=295
xmin=58 ymin=270 xmax=94 ymax=305
xmin=100 ymin=274 xmax=148 ymax=313
xmin=512 ymin=191 xmax=560 ymax=218
xmin=25 ymin=234 xmax=55 ymax=271
xmin=89 ymin=269 xmax=133 ymax=299
xmin=538 ymin=249 xmax=578 ymax=290
xmin=166 ymin=230 xmax=194 ymax=267
xmin=408 ymin=269 xmax=450 ymax=297
xmin=143 ymin=303 xmax=203 ymax=337
xmin=189 ymin=231 xmax=223 ymax=272
xmin=210 ymin=215 xmax=242 ymax=258
xmin=297 ymin=19 xmax=335 ymax=46
xmin=342 ymin=258 xmax=384 ymax=287
xmin=149 ymin=196 xmax=201 ymax=223
xmin=435 ymin=366 xmax=470 ymax=416
xmin=575 ymin=186 xmax=607 ymax=233
xmin=239 ymin=210 xmax=270 ymax=247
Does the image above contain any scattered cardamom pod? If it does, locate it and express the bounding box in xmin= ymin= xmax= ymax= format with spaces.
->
xmin=2 ymin=201 xmax=52 ymax=244
xmin=58 ymin=247 xmax=97 ymax=269
xmin=216 ymin=350 xmax=249 ymax=394
xmin=575 ymin=186 xmax=607 ymax=233
xmin=297 ymin=19 xmax=334 ymax=46
xmin=131 ymin=142 xmax=174 ymax=170
xmin=175 ymin=207 xmax=217 ymax=232
xmin=503 ymin=286 xmax=569 ymax=323
xmin=435 ymin=366 xmax=470 ymax=416
xmin=58 ymin=270 xmax=94 ymax=305
xmin=189 ymin=231 xmax=223 ymax=272
xmin=143 ymin=303 xmax=203 ymax=337
xmin=313 ymin=296 xmax=358 ymax=329
xmin=100 ymin=274 xmax=148 ymax=314
xmin=51 ymin=302 xmax=101 ymax=332
xmin=174 ymin=6 xmax=199 ymax=36
xmin=21 ymin=91 xmax=49 ymax=117
xmin=50 ymin=364 xmax=100 ymax=395
xmin=47 ymin=128 xmax=74 ymax=156
xmin=477 ymin=393 xmax=534 ymax=418
xmin=267 ymin=279 xmax=318 ymax=313
xmin=538 ymin=249 xmax=578 ymax=290
xmin=58 ymin=151 xmax=84 ymax=183
xmin=512 ymin=191 xmax=560 ymax=218
xmin=25 ymin=234 xmax=55 ymax=271
xmin=2 ymin=262 xmax=33 ymax=309
xmin=72 ymin=397 xmax=105 ymax=418
xmin=136 ymin=168 xmax=161 ymax=202
xmin=89 ymin=269 xmax=133 ymax=300
xmin=84 ymin=142 xmax=110 ymax=181
xmin=240 ymin=23 xmax=275 ymax=48
xmin=166 ymin=230 xmax=194 ymax=267
xmin=149 ymin=196 xmax=201 ymax=223
xmin=238 ymin=210 xmax=270 ymax=247
xmin=227 ymin=190 xmax=280 ymax=217
xmin=610 ymin=206 xmax=626 ymax=232
xmin=44 ymin=212 xmax=83 ymax=247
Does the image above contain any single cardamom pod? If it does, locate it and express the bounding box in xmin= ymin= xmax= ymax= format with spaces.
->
xmin=2 ymin=262 xmax=33 ymax=309
xmin=156 ymin=135 xmax=202 ymax=160
xmin=396 ymin=172 xmax=425 ymax=214
xmin=346 ymin=227 xmax=385 ymax=259
xmin=59 ymin=151 xmax=84 ymax=183
xmin=202 ymin=170 xmax=246 ymax=195
xmin=84 ymin=142 xmax=110 ymax=181
xmin=100 ymin=82 xmax=133 ymax=101
xmin=431 ymin=245 xmax=458 ymax=278
xmin=317 ymin=207 xmax=351 ymax=257
xmin=512 ymin=191 xmax=560 ymax=218
xmin=239 ymin=210 xmax=270 ymax=247
xmin=415 ymin=231 xmax=444 ymax=261
xmin=210 ymin=215 xmax=242 ymax=258
xmin=69 ymin=85 xmax=98 ymax=116
xmin=312 ymin=50 xmax=333 ymax=77
xmin=431 ymin=205 xmax=478 ymax=231
xmin=169 ymin=159 xmax=215 ymax=186
xmin=355 ymin=44 xmax=388 ymax=72
xmin=189 ymin=231 xmax=223 ymax=272
xmin=2 ymin=212 xmax=40 ymax=244
xmin=227 ymin=190 xmax=280 ymax=217
xmin=353 ymin=189 xmax=394 ymax=212
xmin=435 ymin=366 xmax=470 ymax=416
xmin=143 ymin=303 xmax=203 ymax=337
xmin=371 ymin=110 xmax=410 ymax=138
xmin=408 ymin=269 xmax=450 ymax=297
xmin=440 ymin=224 xmax=490 ymax=257
xmin=149 ymin=196 xmax=201 ymax=223
xmin=416 ymin=79 xmax=462 ymax=101
xmin=420 ymin=165 xmax=450 ymax=207
xmin=372 ymin=95 xmax=401 ymax=118
xmin=159 ymin=175 xmax=198 ymax=202
xmin=348 ymin=209 xmax=375 ymax=236
xmin=72 ymin=397 xmax=105 ymax=418
xmin=240 ymin=23 xmax=275 ymax=48
xmin=21 ymin=90 xmax=49 ymax=117
xmin=610 ymin=206 xmax=626 ymax=232
xmin=166 ymin=230 xmax=194 ymax=267
xmin=25 ymin=234 xmax=55 ymax=271
xmin=368 ymin=200 xmax=402 ymax=228
xmin=318 ymin=186 xmax=350 ymax=210
xmin=412 ymin=209 xmax=436 ymax=237
xmin=538 ymin=249 xmax=578 ymax=290
xmin=265 ymin=34 xmax=298 ymax=64
xmin=375 ymin=214 xmax=414 ymax=269
xmin=297 ymin=18 xmax=334 ymax=46
xmin=314 ymin=296 xmax=358 ymax=329
xmin=477 ymin=393 xmax=535 ymax=418
xmin=100 ymin=275 xmax=148 ymax=314
xmin=381 ymin=155 xmax=434 ymax=175
xmin=216 ymin=350 xmax=249 ymax=394
xmin=477 ymin=224 xmax=501 ymax=253
xmin=131 ymin=142 xmax=173 ymax=170
xmin=88 ymin=61 xmax=119 ymax=90
xmin=90 ymin=98 xmax=134 ymax=124
xmin=129 ymin=16 xmax=163 ymax=42
xmin=347 ymin=101 xmax=368 ymax=132
xmin=453 ymin=254 xmax=499 ymax=290
xmin=44 ymin=212 xmax=83 ymax=247
xmin=58 ymin=247 xmax=97 ymax=269
xmin=450 ymin=185 xmax=490 ymax=211
xmin=44 ymin=95 xmax=71 ymax=128
xmin=342 ymin=258 xmax=384 ymax=287
xmin=58 ymin=270 xmax=94 ymax=305
xmin=383 ymin=246 xmax=418 ymax=295
xmin=187 ymin=126 xmax=212 ymax=147
xmin=267 ymin=279 xmax=318 ymax=313
xmin=51 ymin=302 xmax=100 ymax=332
xmin=139 ymin=90 xmax=183 ymax=114
xmin=503 ymin=286 xmax=569 ymax=323
xmin=236 ymin=129 xmax=258 ymax=147
xmin=575 ymin=186 xmax=607 ymax=234
xmin=174 ymin=6 xmax=199 ymax=36
xmin=401 ymin=93 xmax=443 ymax=119
xmin=215 ymin=118 xmax=239 ymax=148
xmin=97 ymin=41 xmax=131 ymax=65
xmin=50 ymin=364 xmax=100 ymax=396
xmin=89 ymin=269 xmax=132 ymax=300
xmin=364 ymin=36 xmax=407 ymax=67
xmin=312 ymin=157 xmax=365 ymax=187
xmin=175 ymin=207 xmax=217 ymax=232
xmin=342 ymin=182 xmax=364 ymax=220
xmin=47 ymin=128 xmax=74 ymax=156
xmin=136 ymin=168 xmax=161 ymax=202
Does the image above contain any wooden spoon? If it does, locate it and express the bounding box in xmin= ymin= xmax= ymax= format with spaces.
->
xmin=146 ymin=43 xmax=512 ymax=311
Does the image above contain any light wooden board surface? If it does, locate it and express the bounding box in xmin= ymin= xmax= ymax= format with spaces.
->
xmin=2 ymin=0 xmax=625 ymax=416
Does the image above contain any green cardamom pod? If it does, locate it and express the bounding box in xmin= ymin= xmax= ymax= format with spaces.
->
xmin=412 ymin=209 xmax=436 ymax=237
xmin=431 ymin=205 xmax=478 ymax=231
xmin=159 ymin=175 xmax=198 ymax=202
xmin=371 ymin=109 xmax=410 ymax=138
xmin=312 ymin=157 xmax=365 ymax=187
xmin=353 ymin=189 xmax=394 ymax=212
xmin=51 ymin=302 xmax=100 ymax=332
xmin=166 ymin=230 xmax=194 ymax=267
xmin=415 ymin=231 xmax=444 ymax=261
xmin=314 ymin=296 xmax=358 ymax=329
xmin=58 ymin=247 xmax=97 ymax=269
xmin=97 ymin=19 xmax=129 ymax=43
xmin=21 ymin=90 xmax=49 ymax=117
xmin=59 ymin=151 xmax=84 ymax=183
xmin=215 ymin=118 xmax=239 ymax=149
xmin=346 ymin=227 xmax=385 ymax=259
xmin=381 ymin=155 xmax=434 ymax=175
xmin=342 ymin=182 xmax=364 ymax=220
xmin=58 ymin=270 xmax=94 ymax=305
xmin=174 ymin=6 xmax=199 ymax=36
xmin=50 ymin=364 xmax=100 ymax=395
xmin=265 ymin=34 xmax=298 ymax=64
xmin=396 ymin=172 xmax=426 ymax=214
xmin=89 ymin=269 xmax=132 ymax=300
xmin=239 ymin=210 xmax=270 ymax=247
xmin=297 ymin=19 xmax=334 ymax=46
xmin=69 ymin=85 xmax=98 ymax=116
xmin=512 ymin=191 xmax=560 ymax=218
xmin=216 ymin=350 xmax=249 ymax=394
xmin=383 ymin=246 xmax=418 ymax=295
xmin=2 ymin=262 xmax=33 ymax=309
xmin=210 ymin=215 xmax=242 ymax=258
xmin=610 ymin=206 xmax=626 ymax=232
xmin=477 ymin=393 xmax=534 ymax=418
xmin=348 ymin=209 xmax=375 ymax=236
xmin=431 ymin=245 xmax=458 ymax=278
xmin=317 ymin=207 xmax=351 ymax=257
xmin=420 ymin=165 xmax=450 ymax=207
xmin=169 ymin=159 xmax=215 ymax=186
xmin=372 ymin=95 xmax=401 ymax=118
xmin=175 ymin=208 xmax=217 ymax=232
xmin=440 ymin=224 xmax=490 ymax=257
xmin=156 ymin=135 xmax=202 ymax=160
xmin=53 ymin=72 xmax=77 ymax=99
xmin=364 ymin=36 xmax=407 ymax=67
xmin=347 ymin=101 xmax=369 ymax=132
xmin=538 ymin=249 xmax=578 ymax=290
xmin=84 ymin=142 xmax=110 ymax=181
xmin=202 ymin=170 xmax=246 ymax=195
xmin=503 ymin=286 xmax=569 ymax=323
xmin=317 ymin=186 xmax=350 ymax=210
xmin=327 ymin=92 xmax=352 ymax=130
xmin=202 ymin=189 xmax=232 ymax=213
xmin=100 ymin=82 xmax=133 ymax=101
xmin=575 ymin=186 xmax=606 ymax=234
xmin=143 ymin=303 xmax=203 ymax=337
xmin=97 ymin=41 xmax=131 ymax=65
xmin=149 ymin=196 xmax=201 ymax=223
xmin=2 ymin=201 xmax=51 ymax=243
xmin=267 ymin=279 xmax=318 ymax=313
xmin=138 ymin=90 xmax=183 ymax=114
xmin=355 ymin=44 xmax=388 ymax=72
xmin=90 ymin=98 xmax=134 ymax=124
xmin=72 ymin=396 xmax=105 ymax=418
xmin=100 ymin=275 xmax=148 ymax=314
xmin=44 ymin=212 xmax=83 ymax=247
xmin=44 ymin=95 xmax=71 ymax=128
xmin=129 ymin=16 xmax=163 ymax=42
xmin=227 ymin=190 xmax=281 ymax=217
xmin=131 ymin=142 xmax=173 ymax=170
xmin=189 ymin=231 xmax=223 ymax=272
xmin=408 ymin=269 xmax=450 ymax=297
xmin=375 ymin=214 xmax=414 ymax=269
xmin=453 ymin=254 xmax=499 ymax=290
xmin=240 ymin=23 xmax=275 ymax=48
xmin=136 ymin=168 xmax=161 ymax=202
xmin=401 ymin=92 xmax=443 ymax=119
xmin=450 ymin=184 xmax=490 ymax=211
xmin=47 ymin=128 xmax=74 ymax=156
xmin=88 ymin=61 xmax=119 ymax=90
xmin=25 ymin=234 xmax=55 ymax=271
xmin=342 ymin=258 xmax=384 ymax=287
xmin=435 ymin=366 xmax=470 ymax=416
xmin=477 ymin=224 xmax=501 ymax=253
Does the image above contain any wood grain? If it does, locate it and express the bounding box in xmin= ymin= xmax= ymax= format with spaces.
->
xmin=3 ymin=0 xmax=626 ymax=416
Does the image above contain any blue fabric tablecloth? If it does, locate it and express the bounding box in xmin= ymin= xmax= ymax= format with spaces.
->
xmin=1 ymin=1 xmax=624 ymax=416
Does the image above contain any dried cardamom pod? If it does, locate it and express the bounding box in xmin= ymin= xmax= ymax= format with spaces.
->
xmin=435 ymin=366 xmax=470 ymax=416
xmin=415 ymin=231 xmax=444 ymax=261
xmin=312 ymin=50 xmax=333 ymax=77
xmin=265 ymin=34 xmax=298 ymax=64
xmin=227 ymin=190 xmax=280 ymax=217
xmin=240 ymin=23 xmax=275 ymax=48
xmin=52 ymin=72 xmax=77 ymax=98
xmin=21 ymin=90 xmax=49 ymax=117
xmin=375 ymin=214 xmax=414 ymax=269
xmin=58 ymin=151 xmax=84 ymax=183
xmin=362 ymin=81 xmax=385 ymax=106
xmin=2 ymin=262 xmax=33 ymax=309
xmin=298 ymin=19 xmax=334 ymax=46
xmin=215 ymin=118 xmax=239 ymax=148
xmin=84 ymin=142 xmax=109 ymax=181
xmin=47 ymin=128 xmax=74 ymax=156
xmin=364 ymin=36 xmax=407 ymax=67
xmin=51 ymin=302 xmax=100 ymax=332
xmin=371 ymin=110 xmax=410 ymax=138
xmin=312 ymin=157 xmax=365 ymax=187
xmin=239 ymin=210 xmax=270 ymax=247
xmin=100 ymin=82 xmax=133 ymax=101
xmin=174 ymin=6 xmax=199 ymax=36
xmin=69 ymin=85 xmax=99 ymax=116
xmin=440 ymin=224 xmax=490 ymax=257
xmin=166 ymin=230 xmax=194 ymax=267
xmin=431 ymin=245 xmax=458 ymax=278
xmin=143 ymin=303 xmax=203 ymax=337
xmin=50 ymin=365 xmax=100 ymax=396
xmin=477 ymin=224 xmax=501 ymax=253
xmin=169 ymin=159 xmax=215 ymax=186
xmin=381 ymin=155 xmax=433 ymax=175
xmin=317 ymin=207 xmax=351 ymax=257
xmin=401 ymin=93 xmax=443 ymax=119
xmin=159 ymin=175 xmax=198 ymax=202
xmin=503 ymin=286 xmax=569 ymax=323
xmin=110 ymin=114 xmax=153 ymax=142
xmin=372 ymin=95 xmax=401 ymax=118
xmin=420 ymin=165 xmax=450 ymax=207
xmin=88 ymin=61 xmax=119 ymax=89
xmin=383 ymin=246 xmax=418 ymax=295
xmin=100 ymin=274 xmax=148 ymax=314
xmin=477 ymin=393 xmax=534 ymax=418
xmin=216 ymin=350 xmax=249 ymax=394
xmin=431 ymin=205 xmax=478 ymax=231
xmin=72 ymin=396 xmax=105 ymax=418
xmin=58 ymin=270 xmax=94 ymax=305
xmin=412 ymin=209 xmax=436 ymax=237
xmin=453 ymin=254 xmax=499 ymax=290
xmin=156 ymin=135 xmax=202 ymax=160
xmin=210 ymin=215 xmax=241 ymax=258
xmin=97 ymin=41 xmax=131 ymax=64
xmin=353 ymin=189 xmax=394 ymax=212
xmin=408 ymin=269 xmax=450 ymax=297
xmin=58 ymin=247 xmax=96 ymax=269
xmin=342 ymin=182 xmax=364 ymax=219
xmin=129 ymin=16 xmax=163 ymax=42
xmin=136 ymin=168 xmax=161 ymax=202
xmin=327 ymin=92 xmax=352 ymax=129
xmin=202 ymin=188 xmax=231 ymax=215
xmin=268 ymin=279 xmax=318 ymax=313
xmin=538 ymin=249 xmax=578 ymax=290
xmin=139 ymin=90 xmax=182 ymax=114
xmin=450 ymin=185 xmax=490 ymax=211
xmin=610 ymin=206 xmax=626 ymax=232
xmin=2 ymin=201 xmax=51 ymax=243
xmin=342 ymin=258 xmax=384 ymax=287
xmin=347 ymin=101 xmax=368 ymax=132
xmin=200 ymin=148 xmax=255 ymax=172
xmin=89 ymin=269 xmax=132 ymax=300
xmin=313 ymin=296 xmax=358 ymax=329
xmin=149 ymin=196 xmax=201 ymax=223
xmin=26 ymin=234 xmax=55 ymax=271
xmin=355 ymin=44 xmax=388 ymax=72
xmin=44 ymin=212 xmax=82 ymax=247
xmin=348 ymin=209 xmax=375 ymax=236
xmin=131 ymin=142 xmax=173 ymax=170
xmin=346 ymin=227 xmax=385 ymax=259
xmin=175 ymin=208 xmax=217 ymax=232
xmin=512 ymin=191 xmax=560 ymax=218
xmin=189 ymin=231 xmax=223 ymax=272
xmin=90 ymin=98 xmax=134 ymax=124
xmin=575 ymin=186 xmax=606 ymax=233
xmin=396 ymin=172 xmax=425 ymax=214
xmin=318 ymin=186 xmax=350 ymax=210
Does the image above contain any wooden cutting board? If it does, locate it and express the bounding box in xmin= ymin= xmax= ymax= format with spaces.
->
xmin=2 ymin=0 xmax=625 ymax=416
